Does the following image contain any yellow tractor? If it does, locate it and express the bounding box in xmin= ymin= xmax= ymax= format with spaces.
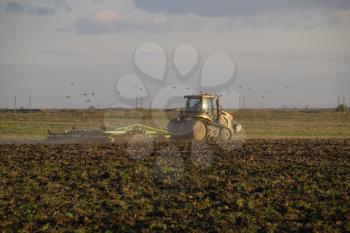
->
xmin=167 ymin=93 xmax=241 ymax=142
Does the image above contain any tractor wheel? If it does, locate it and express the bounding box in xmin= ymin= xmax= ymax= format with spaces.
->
xmin=107 ymin=136 xmax=115 ymax=143
xmin=192 ymin=121 xmax=208 ymax=142
xmin=219 ymin=127 xmax=232 ymax=141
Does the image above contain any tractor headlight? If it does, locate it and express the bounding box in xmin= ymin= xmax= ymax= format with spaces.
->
xmin=234 ymin=124 xmax=242 ymax=133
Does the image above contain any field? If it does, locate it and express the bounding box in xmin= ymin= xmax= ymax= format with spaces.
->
xmin=1 ymin=109 xmax=350 ymax=140
xmin=0 ymin=110 xmax=350 ymax=232
xmin=1 ymin=139 xmax=350 ymax=232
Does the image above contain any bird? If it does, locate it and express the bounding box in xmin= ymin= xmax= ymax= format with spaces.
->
xmin=92 ymin=93 xmax=95 ymax=96
xmin=70 ymin=83 xmax=74 ymax=86
xmin=286 ymin=86 xmax=290 ymax=89
xmin=66 ymin=96 xmax=70 ymax=99
xmin=84 ymin=93 xmax=87 ymax=96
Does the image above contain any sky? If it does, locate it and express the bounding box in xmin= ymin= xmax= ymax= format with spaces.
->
xmin=0 ymin=0 xmax=349 ymax=109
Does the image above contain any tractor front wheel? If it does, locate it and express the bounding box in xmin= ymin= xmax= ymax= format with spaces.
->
xmin=219 ymin=127 xmax=232 ymax=141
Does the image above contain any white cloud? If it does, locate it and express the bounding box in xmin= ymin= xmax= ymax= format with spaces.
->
xmin=94 ymin=10 xmax=120 ymax=22
xmin=336 ymin=10 xmax=350 ymax=25
xmin=145 ymin=14 xmax=201 ymax=32
xmin=73 ymin=10 xmax=122 ymax=34
xmin=72 ymin=11 xmax=201 ymax=34
xmin=151 ymin=15 xmax=169 ymax=24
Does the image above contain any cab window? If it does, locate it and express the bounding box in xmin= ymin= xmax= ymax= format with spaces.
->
xmin=185 ymin=98 xmax=201 ymax=112
xmin=202 ymin=98 xmax=214 ymax=118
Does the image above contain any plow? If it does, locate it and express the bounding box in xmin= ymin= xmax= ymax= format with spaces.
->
xmin=47 ymin=124 xmax=170 ymax=144
xmin=47 ymin=93 xmax=241 ymax=143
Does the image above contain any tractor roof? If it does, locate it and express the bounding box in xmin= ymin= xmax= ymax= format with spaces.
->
xmin=184 ymin=93 xmax=217 ymax=99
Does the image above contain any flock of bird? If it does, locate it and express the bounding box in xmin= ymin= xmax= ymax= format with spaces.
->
xmin=66 ymin=83 xmax=95 ymax=104
xmin=228 ymin=85 xmax=291 ymax=96
xmin=66 ymin=81 xmax=296 ymax=108
xmin=118 ymin=84 xmax=295 ymax=101
xmin=224 ymin=85 xmax=300 ymax=107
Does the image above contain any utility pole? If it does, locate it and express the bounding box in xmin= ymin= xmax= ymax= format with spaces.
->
xmin=14 ymin=95 xmax=16 ymax=112
xmin=136 ymin=97 xmax=138 ymax=110
xmin=140 ymin=96 xmax=143 ymax=110
xmin=29 ymin=96 xmax=32 ymax=113
xmin=338 ymin=96 xmax=341 ymax=107
xmin=139 ymin=88 xmax=143 ymax=111
xmin=343 ymin=96 xmax=346 ymax=113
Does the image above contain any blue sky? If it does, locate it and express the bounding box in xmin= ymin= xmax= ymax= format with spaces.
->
xmin=0 ymin=0 xmax=349 ymax=108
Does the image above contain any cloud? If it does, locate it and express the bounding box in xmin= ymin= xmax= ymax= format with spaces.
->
xmin=132 ymin=0 xmax=350 ymax=18
xmin=336 ymin=10 xmax=350 ymax=25
xmin=2 ymin=0 xmax=72 ymax=15
xmin=211 ymin=9 xmax=350 ymax=30
xmin=72 ymin=11 xmax=201 ymax=34
xmin=53 ymin=0 xmax=72 ymax=12
xmin=143 ymin=14 xmax=201 ymax=32
xmin=94 ymin=10 xmax=120 ymax=22
xmin=29 ymin=6 xmax=56 ymax=16
xmin=5 ymin=1 xmax=26 ymax=13
xmin=73 ymin=10 xmax=122 ymax=34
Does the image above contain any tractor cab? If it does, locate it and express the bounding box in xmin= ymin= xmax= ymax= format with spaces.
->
xmin=184 ymin=94 xmax=220 ymax=121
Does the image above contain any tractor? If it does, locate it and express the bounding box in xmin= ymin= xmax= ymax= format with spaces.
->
xmin=167 ymin=93 xmax=241 ymax=142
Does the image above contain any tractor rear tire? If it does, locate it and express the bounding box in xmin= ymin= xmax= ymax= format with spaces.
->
xmin=192 ymin=121 xmax=208 ymax=142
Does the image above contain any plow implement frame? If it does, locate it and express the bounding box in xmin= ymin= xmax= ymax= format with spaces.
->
xmin=105 ymin=124 xmax=170 ymax=138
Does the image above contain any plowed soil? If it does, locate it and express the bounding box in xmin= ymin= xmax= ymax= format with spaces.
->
xmin=1 ymin=139 xmax=350 ymax=232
